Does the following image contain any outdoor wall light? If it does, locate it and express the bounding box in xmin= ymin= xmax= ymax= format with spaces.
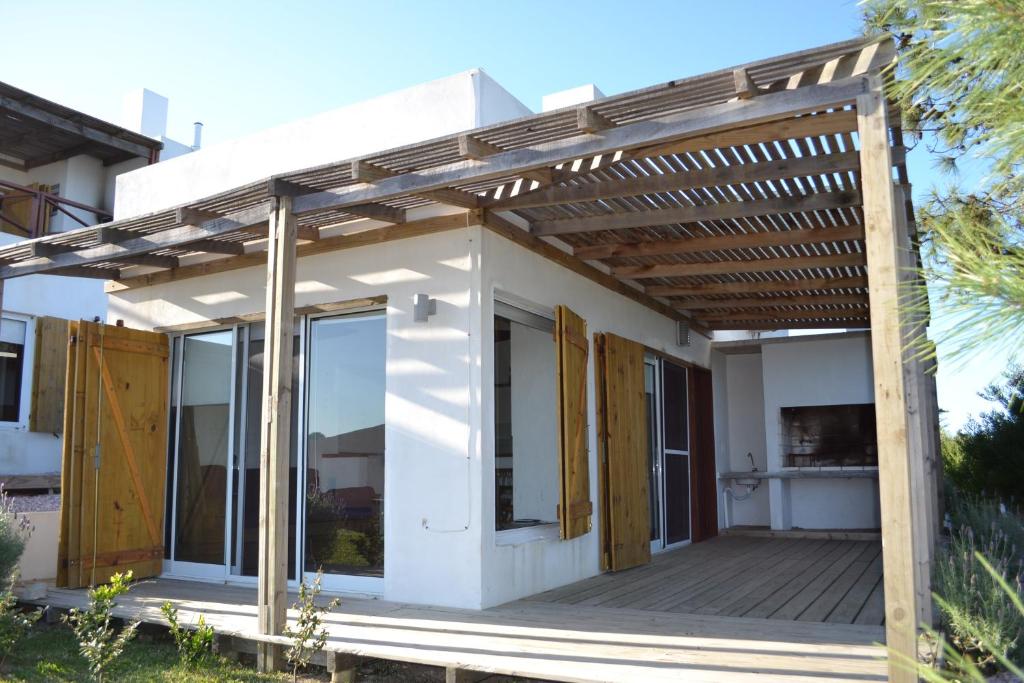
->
xmin=413 ymin=293 xmax=437 ymax=322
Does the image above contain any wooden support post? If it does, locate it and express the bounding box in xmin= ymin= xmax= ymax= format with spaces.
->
xmin=256 ymin=195 xmax=297 ymax=672
xmin=857 ymin=75 xmax=920 ymax=680
xmin=326 ymin=652 xmax=362 ymax=683
xmin=445 ymin=667 xmax=489 ymax=683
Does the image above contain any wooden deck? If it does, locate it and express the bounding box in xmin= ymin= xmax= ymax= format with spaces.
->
xmin=37 ymin=538 xmax=889 ymax=683
xmin=526 ymin=536 xmax=886 ymax=625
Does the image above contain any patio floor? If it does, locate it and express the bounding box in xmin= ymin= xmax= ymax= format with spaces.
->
xmin=36 ymin=538 xmax=889 ymax=682
xmin=525 ymin=535 xmax=886 ymax=625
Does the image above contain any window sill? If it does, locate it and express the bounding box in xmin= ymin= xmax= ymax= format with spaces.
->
xmin=0 ymin=423 xmax=25 ymax=431
xmin=495 ymin=523 xmax=559 ymax=546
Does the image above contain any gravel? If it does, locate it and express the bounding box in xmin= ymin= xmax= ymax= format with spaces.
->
xmin=7 ymin=494 xmax=60 ymax=513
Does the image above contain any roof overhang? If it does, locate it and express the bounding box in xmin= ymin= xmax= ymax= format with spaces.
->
xmin=0 ymin=37 xmax=916 ymax=334
xmin=0 ymin=81 xmax=162 ymax=171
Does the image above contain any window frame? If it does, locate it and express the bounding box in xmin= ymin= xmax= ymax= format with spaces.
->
xmin=492 ymin=294 xmax=561 ymax=541
xmin=0 ymin=313 xmax=35 ymax=430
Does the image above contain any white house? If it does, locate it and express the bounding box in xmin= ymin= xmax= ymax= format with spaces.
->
xmin=0 ymin=38 xmax=941 ymax=682
xmin=0 ymin=83 xmax=191 ymax=477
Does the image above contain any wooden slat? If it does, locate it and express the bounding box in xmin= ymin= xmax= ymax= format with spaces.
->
xmin=615 ymin=253 xmax=865 ymax=279
xmin=555 ymin=305 xmax=592 ymax=541
xmin=675 ymin=294 xmax=867 ymax=310
xmin=647 ymin=276 xmax=867 ymax=297
xmin=490 ymin=151 xmax=860 ymax=211
xmin=480 ymin=212 xmax=698 ymax=330
xmin=533 ymin=190 xmax=861 ymax=236
xmin=595 ymin=333 xmax=650 ymax=571
xmin=575 ymin=224 xmax=863 ymax=261
xmin=293 ymin=78 xmax=868 ymax=218
xmin=696 ymin=307 xmax=867 ymax=322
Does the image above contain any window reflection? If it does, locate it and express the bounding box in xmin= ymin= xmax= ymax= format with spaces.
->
xmin=174 ymin=330 xmax=232 ymax=564
xmin=305 ymin=313 xmax=386 ymax=576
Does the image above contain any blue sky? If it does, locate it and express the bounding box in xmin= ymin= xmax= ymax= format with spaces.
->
xmin=1 ymin=0 xmax=1009 ymax=428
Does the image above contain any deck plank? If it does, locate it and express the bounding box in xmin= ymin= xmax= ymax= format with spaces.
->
xmin=38 ymin=578 xmax=888 ymax=683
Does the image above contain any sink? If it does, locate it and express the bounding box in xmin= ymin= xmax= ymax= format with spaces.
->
xmin=733 ymin=477 xmax=760 ymax=487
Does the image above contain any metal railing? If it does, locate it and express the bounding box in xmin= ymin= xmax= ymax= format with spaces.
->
xmin=0 ymin=179 xmax=112 ymax=238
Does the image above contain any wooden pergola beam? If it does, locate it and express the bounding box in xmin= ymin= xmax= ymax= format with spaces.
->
xmin=577 ymin=105 xmax=614 ymax=134
xmin=113 ymin=253 xmax=179 ymax=269
xmin=858 ymin=74 xmax=919 ymax=682
xmin=352 ymin=160 xmax=483 ymax=209
xmin=0 ymin=93 xmax=155 ymax=159
xmin=489 ymin=150 xmax=860 ymax=211
xmin=733 ymin=68 xmax=759 ymax=99
xmin=575 ymin=223 xmax=864 ymax=260
xmin=646 ymin=275 xmax=867 ymax=296
xmin=614 ymin=252 xmax=865 ymax=279
xmin=533 ymin=189 xmax=861 ymax=236
xmin=696 ymin=307 xmax=867 ymax=322
xmin=0 ymin=77 xmax=869 ymax=280
xmin=458 ymin=134 xmax=553 ymax=185
xmin=292 ymin=78 xmax=867 ymax=218
xmin=674 ymin=293 xmax=867 ymax=310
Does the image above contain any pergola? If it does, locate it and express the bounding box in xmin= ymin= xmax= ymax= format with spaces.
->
xmin=0 ymin=37 xmax=938 ymax=680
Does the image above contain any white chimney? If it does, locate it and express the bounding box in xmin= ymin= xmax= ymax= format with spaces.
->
xmin=541 ymin=84 xmax=605 ymax=113
xmin=121 ymin=88 xmax=169 ymax=139
xmin=192 ymin=122 xmax=203 ymax=150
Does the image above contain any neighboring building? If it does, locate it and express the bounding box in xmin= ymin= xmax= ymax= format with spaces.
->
xmin=0 ymin=82 xmax=191 ymax=477
xmin=0 ymin=38 xmax=941 ymax=682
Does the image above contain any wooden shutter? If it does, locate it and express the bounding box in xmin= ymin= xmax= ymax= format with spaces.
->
xmin=57 ymin=321 xmax=169 ymax=588
xmin=596 ymin=333 xmax=650 ymax=571
xmin=30 ymin=316 xmax=70 ymax=433
xmin=555 ymin=305 xmax=592 ymax=540
xmin=689 ymin=366 xmax=718 ymax=543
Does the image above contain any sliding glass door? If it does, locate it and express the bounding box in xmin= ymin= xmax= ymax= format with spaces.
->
xmin=164 ymin=310 xmax=387 ymax=589
xmin=167 ymin=330 xmax=234 ymax=577
xmin=644 ymin=356 xmax=692 ymax=552
xmin=304 ymin=313 xmax=386 ymax=588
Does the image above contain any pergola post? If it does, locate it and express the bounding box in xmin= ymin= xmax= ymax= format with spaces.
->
xmin=857 ymin=75 xmax=921 ymax=680
xmin=256 ymin=195 xmax=297 ymax=671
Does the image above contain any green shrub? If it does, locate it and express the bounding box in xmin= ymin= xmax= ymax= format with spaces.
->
xmin=161 ymin=601 xmax=214 ymax=668
xmin=934 ymin=525 xmax=1024 ymax=671
xmin=62 ymin=571 xmax=139 ymax=682
xmin=941 ymin=367 xmax=1024 ymax=502
xmin=0 ymin=579 xmax=42 ymax=668
xmin=0 ymin=485 xmax=33 ymax=583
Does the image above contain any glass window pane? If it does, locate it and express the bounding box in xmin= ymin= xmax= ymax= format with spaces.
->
xmin=663 ymin=362 xmax=689 ymax=452
xmin=665 ymin=454 xmax=691 ymax=544
xmin=234 ymin=331 xmax=299 ymax=578
xmin=174 ymin=330 xmax=232 ymax=564
xmin=494 ymin=312 xmax=558 ymax=531
xmin=645 ymin=362 xmax=661 ymax=542
xmin=0 ymin=319 xmax=25 ymax=423
xmin=305 ymin=314 xmax=385 ymax=576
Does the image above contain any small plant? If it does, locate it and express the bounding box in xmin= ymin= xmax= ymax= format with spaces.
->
xmin=284 ymin=570 xmax=339 ymax=682
xmin=62 ymin=571 xmax=139 ymax=682
xmin=0 ymin=578 xmax=42 ymax=669
xmin=161 ymin=601 xmax=214 ymax=668
xmin=0 ymin=484 xmax=33 ymax=583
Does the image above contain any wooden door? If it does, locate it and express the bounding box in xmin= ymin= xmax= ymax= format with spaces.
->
xmin=57 ymin=321 xmax=169 ymax=588
xmin=689 ymin=366 xmax=718 ymax=543
xmin=596 ymin=333 xmax=650 ymax=571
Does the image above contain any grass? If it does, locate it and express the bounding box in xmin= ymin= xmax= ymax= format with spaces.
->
xmin=0 ymin=623 xmax=302 ymax=682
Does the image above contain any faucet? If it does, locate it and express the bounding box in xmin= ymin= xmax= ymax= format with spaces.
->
xmin=747 ymin=452 xmax=758 ymax=472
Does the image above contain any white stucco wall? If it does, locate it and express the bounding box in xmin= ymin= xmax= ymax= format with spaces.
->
xmin=711 ymin=333 xmax=881 ymax=532
xmin=478 ymin=228 xmax=711 ymax=608
xmin=109 ymin=215 xmax=484 ymax=607
xmin=760 ymin=334 xmax=880 ymax=530
xmin=720 ymin=352 xmax=770 ymax=527
xmin=113 ymin=69 xmax=532 ymax=219
xmin=0 ymin=231 xmax=108 ymax=475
